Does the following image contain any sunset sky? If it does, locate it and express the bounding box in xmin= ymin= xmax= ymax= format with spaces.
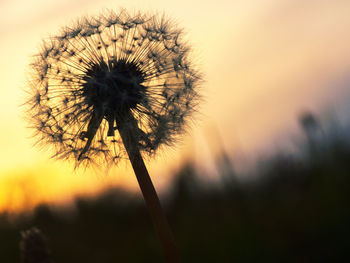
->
xmin=1 ymin=0 xmax=350 ymax=213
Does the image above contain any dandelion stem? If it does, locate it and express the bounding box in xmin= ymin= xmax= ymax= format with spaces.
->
xmin=117 ymin=110 xmax=180 ymax=263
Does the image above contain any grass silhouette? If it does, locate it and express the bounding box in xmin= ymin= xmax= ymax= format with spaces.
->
xmin=2 ymin=111 xmax=349 ymax=262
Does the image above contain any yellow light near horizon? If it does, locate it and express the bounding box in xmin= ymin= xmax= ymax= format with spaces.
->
xmin=0 ymin=161 xmax=143 ymax=213
xmin=2 ymin=0 xmax=350 ymax=214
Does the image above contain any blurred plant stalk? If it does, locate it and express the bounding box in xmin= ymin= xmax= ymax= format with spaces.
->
xmin=20 ymin=227 xmax=53 ymax=263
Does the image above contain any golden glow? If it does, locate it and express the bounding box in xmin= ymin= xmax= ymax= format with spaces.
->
xmin=2 ymin=0 xmax=350 ymax=213
xmin=0 ymin=161 xmax=141 ymax=213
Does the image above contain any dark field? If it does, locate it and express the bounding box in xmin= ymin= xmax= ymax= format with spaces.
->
xmin=1 ymin=115 xmax=350 ymax=262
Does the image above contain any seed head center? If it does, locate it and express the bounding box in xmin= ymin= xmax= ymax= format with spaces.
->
xmin=82 ymin=59 xmax=146 ymax=111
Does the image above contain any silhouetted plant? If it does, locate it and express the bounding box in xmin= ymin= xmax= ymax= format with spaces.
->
xmin=25 ymin=9 xmax=201 ymax=263
xmin=20 ymin=227 xmax=52 ymax=263
xmin=299 ymin=111 xmax=324 ymax=156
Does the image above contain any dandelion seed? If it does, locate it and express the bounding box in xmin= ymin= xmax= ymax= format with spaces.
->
xmin=26 ymin=11 xmax=200 ymax=166
xmin=25 ymin=9 xmax=201 ymax=263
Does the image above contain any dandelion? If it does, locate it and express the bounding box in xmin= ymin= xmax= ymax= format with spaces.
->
xmin=25 ymin=9 xmax=201 ymax=263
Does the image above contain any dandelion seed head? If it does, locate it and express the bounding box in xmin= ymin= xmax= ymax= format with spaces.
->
xmin=25 ymin=9 xmax=201 ymax=167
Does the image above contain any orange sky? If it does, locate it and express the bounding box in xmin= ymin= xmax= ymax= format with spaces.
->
xmin=1 ymin=0 xmax=350 ymax=213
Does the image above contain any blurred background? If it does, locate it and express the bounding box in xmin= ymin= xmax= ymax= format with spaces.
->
xmin=1 ymin=0 xmax=350 ymax=262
